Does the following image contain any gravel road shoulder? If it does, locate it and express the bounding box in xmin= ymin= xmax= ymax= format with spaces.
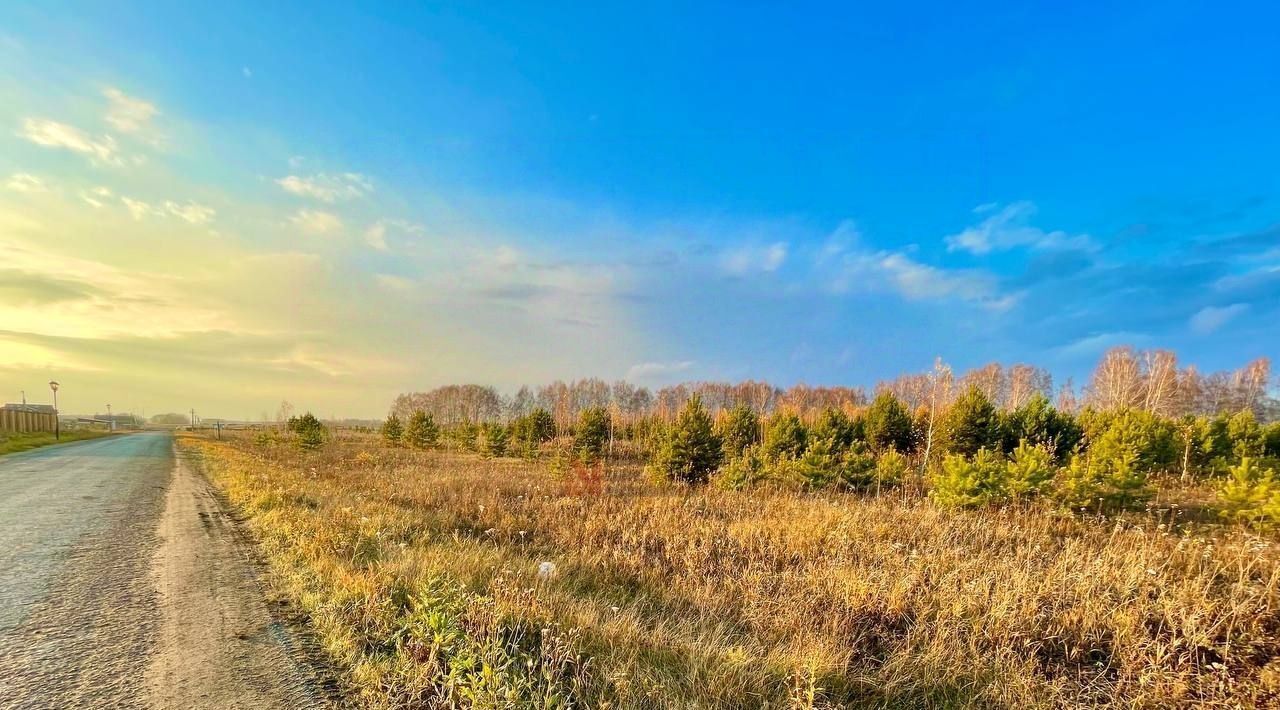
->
xmin=144 ymin=441 xmax=342 ymax=709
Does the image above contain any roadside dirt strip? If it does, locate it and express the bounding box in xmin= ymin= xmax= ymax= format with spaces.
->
xmin=0 ymin=432 xmax=340 ymax=709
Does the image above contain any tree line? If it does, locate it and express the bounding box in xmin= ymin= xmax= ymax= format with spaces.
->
xmin=377 ymin=347 xmax=1279 ymax=526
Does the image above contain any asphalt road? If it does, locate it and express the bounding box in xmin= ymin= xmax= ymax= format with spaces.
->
xmin=0 ymin=432 xmax=336 ymax=709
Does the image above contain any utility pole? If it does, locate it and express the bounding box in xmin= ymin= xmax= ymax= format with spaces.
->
xmin=107 ymin=403 xmax=113 ymax=432
xmin=190 ymin=408 xmax=196 ymax=430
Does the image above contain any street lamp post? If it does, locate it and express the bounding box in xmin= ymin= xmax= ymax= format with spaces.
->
xmin=49 ymin=381 xmax=60 ymax=440
xmin=107 ymin=403 xmax=113 ymax=432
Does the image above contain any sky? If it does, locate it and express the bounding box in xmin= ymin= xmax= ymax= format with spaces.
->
xmin=1 ymin=2 xmax=1277 ymax=419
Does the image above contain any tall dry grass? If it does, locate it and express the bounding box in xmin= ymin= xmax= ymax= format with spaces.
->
xmin=187 ymin=432 xmax=1280 ymax=708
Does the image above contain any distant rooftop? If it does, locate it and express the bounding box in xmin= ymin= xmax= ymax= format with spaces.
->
xmin=2 ymin=403 xmax=57 ymax=414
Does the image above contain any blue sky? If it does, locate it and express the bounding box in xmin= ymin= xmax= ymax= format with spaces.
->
xmin=1 ymin=2 xmax=1277 ymax=417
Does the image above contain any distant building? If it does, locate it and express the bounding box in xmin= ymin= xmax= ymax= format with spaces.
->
xmin=2 ymin=403 xmax=57 ymax=414
xmin=1 ymin=403 xmax=58 ymax=433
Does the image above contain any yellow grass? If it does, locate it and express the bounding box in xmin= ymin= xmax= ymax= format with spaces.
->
xmin=188 ymin=432 xmax=1280 ymax=708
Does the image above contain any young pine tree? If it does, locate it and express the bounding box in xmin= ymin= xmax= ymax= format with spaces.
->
xmin=762 ymin=412 xmax=808 ymax=460
xmin=928 ymin=449 xmax=1008 ymax=507
xmin=1002 ymin=393 xmax=1082 ymax=460
xmin=651 ymin=395 xmax=724 ymax=484
xmin=1226 ymin=410 xmax=1266 ymax=460
xmin=941 ymin=386 xmax=1002 ymax=456
xmin=1218 ymin=457 xmax=1280 ymax=528
xmin=403 ymin=410 xmax=439 ymax=450
xmin=573 ymin=407 xmax=611 ymax=463
xmin=479 ymin=422 xmax=509 ymax=458
xmin=718 ymin=405 xmax=761 ymax=459
xmin=864 ymin=392 xmax=913 ymax=453
xmin=293 ymin=412 xmax=328 ymax=450
xmin=381 ymin=413 xmax=403 ymax=445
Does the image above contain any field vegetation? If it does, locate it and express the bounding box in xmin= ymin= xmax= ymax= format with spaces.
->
xmin=195 ymin=346 xmax=1280 ymax=707
xmin=0 ymin=429 xmax=111 ymax=456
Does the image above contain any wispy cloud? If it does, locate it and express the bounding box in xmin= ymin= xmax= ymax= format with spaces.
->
xmin=18 ymin=118 xmax=120 ymax=165
xmin=290 ymin=208 xmax=343 ymax=234
xmin=819 ymin=227 xmax=1015 ymax=311
xmin=79 ymin=186 xmax=112 ymax=208
xmin=946 ymin=201 xmax=1093 ymax=255
xmin=720 ymin=241 xmax=787 ymax=275
xmin=164 ymin=200 xmax=215 ymax=224
xmin=121 ymin=196 xmax=153 ymax=220
xmin=277 ymin=173 xmax=372 ymax=202
xmin=4 ymin=173 xmax=46 ymax=193
xmin=1190 ymin=303 xmax=1249 ymax=335
xmin=102 ymin=87 xmax=158 ymax=136
xmin=363 ymin=219 xmax=424 ymax=251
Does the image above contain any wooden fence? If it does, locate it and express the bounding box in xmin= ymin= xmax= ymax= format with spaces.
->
xmin=0 ymin=410 xmax=56 ymax=433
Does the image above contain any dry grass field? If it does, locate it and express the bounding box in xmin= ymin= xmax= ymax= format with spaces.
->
xmin=187 ymin=431 xmax=1280 ymax=708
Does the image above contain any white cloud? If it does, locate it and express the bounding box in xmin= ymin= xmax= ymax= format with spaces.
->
xmin=363 ymin=219 xmax=425 ymax=251
xmin=164 ymin=200 xmax=216 ymax=225
xmin=625 ymin=360 xmax=695 ymax=381
xmin=276 ymin=173 xmax=372 ymax=202
xmin=79 ymin=186 xmax=112 ymax=208
xmin=290 ymin=209 xmax=343 ymax=234
xmin=822 ymin=232 xmax=1015 ymax=312
xmin=364 ymin=222 xmax=388 ymax=251
xmin=1190 ymin=303 xmax=1249 ymax=335
xmin=1056 ymin=331 xmax=1147 ymax=359
xmin=121 ymin=196 xmax=154 ymax=220
xmin=102 ymin=87 xmax=158 ymax=135
xmin=5 ymin=173 xmax=46 ymax=193
xmin=945 ymin=201 xmax=1093 ymax=255
xmin=18 ymin=118 xmax=120 ymax=164
xmin=720 ymin=241 xmax=788 ymax=275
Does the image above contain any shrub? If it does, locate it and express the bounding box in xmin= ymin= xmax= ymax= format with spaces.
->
xmin=573 ymin=407 xmax=611 ymax=463
xmin=718 ymin=405 xmax=761 ymax=458
xmin=403 ymin=411 xmax=440 ymax=449
xmin=1226 ymin=410 xmax=1266 ymax=460
xmin=941 ymin=386 xmax=1001 ymax=456
xmin=1001 ymin=394 xmax=1082 ymax=459
xmin=479 ymin=422 xmax=508 ymax=458
xmin=510 ymin=408 xmax=556 ymax=457
xmin=293 ymin=412 xmax=328 ymax=450
xmin=715 ymin=444 xmax=769 ymax=490
xmin=762 ymin=412 xmax=807 ymax=460
xmin=511 ymin=408 xmax=556 ymax=444
xmin=1175 ymin=416 xmax=1225 ymax=477
xmin=929 ymin=449 xmax=1008 ymax=507
xmin=864 ymin=392 xmax=913 ymax=453
xmin=1053 ymin=448 xmax=1152 ymax=512
xmin=1088 ymin=409 xmax=1177 ymax=475
xmin=651 ymin=395 xmax=724 ymax=484
xmin=930 ymin=443 xmax=1057 ymax=507
xmin=381 ymin=414 xmax=403 ymax=445
xmin=448 ymin=421 xmax=481 ymax=452
xmin=873 ymin=449 xmax=909 ymax=489
xmin=1004 ymin=441 xmax=1055 ymax=497
xmin=1053 ymin=453 xmax=1108 ymax=510
xmin=1217 ymin=457 xmax=1280 ymax=528
xmin=1266 ymin=422 xmax=1280 ymax=458
xmin=787 ymin=438 xmax=876 ymax=491
xmin=811 ymin=408 xmax=859 ymax=449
